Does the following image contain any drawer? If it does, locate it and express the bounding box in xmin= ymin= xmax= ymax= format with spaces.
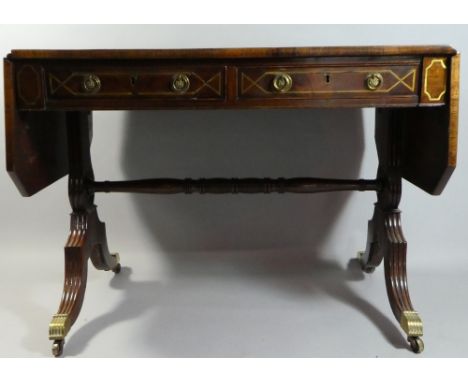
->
xmin=238 ymin=63 xmax=419 ymax=100
xmin=45 ymin=66 xmax=226 ymax=100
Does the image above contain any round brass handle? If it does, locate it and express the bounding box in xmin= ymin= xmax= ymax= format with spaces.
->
xmin=272 ymin=73 xmax=293 ymax=93
xmin=82 ymin=74 xmax=101 ymax=93
xmin=366 ymin=73 xmax=383 ymax=91
xmin=171 ymin=73 xmax=190 ymax=94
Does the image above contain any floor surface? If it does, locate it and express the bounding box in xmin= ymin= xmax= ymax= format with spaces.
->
xmin=1 ymin=248 xmax=465 ymax=357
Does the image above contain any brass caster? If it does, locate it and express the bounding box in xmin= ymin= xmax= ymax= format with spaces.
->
xmin=357 ymin=251 xmax=375 ymax=273
xmin=113 ymin=263 xmax=121 ymax=274
xmin=363 ymin=265 xmax=375 ymax=274
xmin=408 ymin=336 xmax=424 ymax=354
xmin=52 ymin=340 xmax=64 ymax=357
xmin=111 ymin=253 xmax=121 ymax=273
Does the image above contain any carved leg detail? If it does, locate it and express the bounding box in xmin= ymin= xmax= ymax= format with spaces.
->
xmin=49 ymin=206 xmax=119 ymax=356
xmin=382 ymin=208 xmax=424 ymax=353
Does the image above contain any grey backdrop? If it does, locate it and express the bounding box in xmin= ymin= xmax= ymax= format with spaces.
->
xmin=0 ymin=25 xmax=467 ymax=357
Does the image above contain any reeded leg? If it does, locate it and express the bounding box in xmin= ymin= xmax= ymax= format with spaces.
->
xmin=49 ymin=112 xmax=120 ymax=356
xmin=360 ymin=109 xmax=424 ymax=353
xmin=49 ymin=208 xmax=120 ymax=357
xmin=361 ymin=195 xmax=424 ymax=353
xmin=49 ymin=221 xmax=87 ymax=357
xmin=383 ymin=209 xmax=423 ymax=353
xmin=363 ymin=207 xmax=424 ymax=352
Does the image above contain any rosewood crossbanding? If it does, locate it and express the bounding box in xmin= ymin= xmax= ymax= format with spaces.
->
xmin=3 ymin=46 xmax=460 ymax=356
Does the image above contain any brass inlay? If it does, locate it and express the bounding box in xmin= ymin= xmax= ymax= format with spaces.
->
xmin=49 ymin=71 xmax=222 ymax=98
xmin=171 ymin=73 xmax=190 ymax=93
xmin=49 ymin=72 xmax=132 ymax=96
xmin=272 ymin=73 xmax=293 ymax=93
xmin=241 ymin=68 xmax=416 ymax=95
xmin=139 ymin=71 xmax=222 ymax=96
xmin=366 ymin=73 xmax=383 ymax=90
xmin=400 ymin=311 xmax=423 ymax=337
xmin=17 ymin=65 xmax=42 ymax=105
xmin=49 ymin=313 xmax=71 ymax=340
xmin=424 ymin=58 xmax=447 ymax=101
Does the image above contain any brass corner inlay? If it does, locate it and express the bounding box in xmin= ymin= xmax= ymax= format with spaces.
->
xmin=49 ymin=313 xmax=71 ymax=340
xmin=400 ymin=310 xmax=423 ymax=337
xmin=424 ymin=58 xmax=447 ymax=102
xmin=17 ymin=65 xmax=42 ymax=105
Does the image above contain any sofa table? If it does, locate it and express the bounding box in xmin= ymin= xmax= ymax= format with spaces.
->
xmin=3 ymin=46 xmax=460 ymax=356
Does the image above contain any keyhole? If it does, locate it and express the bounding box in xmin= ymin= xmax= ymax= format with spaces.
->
xmin=131 ymin=76 xmax=137 ymax=86
xmin=325 ymin=74 xmax=331 ymax=83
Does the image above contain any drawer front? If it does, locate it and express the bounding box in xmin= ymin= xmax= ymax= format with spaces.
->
xmin=45 ymin=66 xmax=226 ymax=101
xmin=238 ymin=64 xmax=419 ymax=100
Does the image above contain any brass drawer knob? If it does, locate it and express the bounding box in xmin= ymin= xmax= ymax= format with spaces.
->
xmin=172 ymin=73 xmax=190 ymax=94
xmin=82 ymin=74 xmax=101 ymax=93
xmin=272 ymin=73 xmax=293 ymax=93
xmin=366 ymin=73 xmax=383 ymax=91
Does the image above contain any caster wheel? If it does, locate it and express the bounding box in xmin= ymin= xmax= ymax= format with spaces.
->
xmin=408 ymin=336 xmax=424 ymax=354
xmin=111 ymin=253 xmax=121 ymax=273
xmin=358 ymin=251 xmax=375 ymax=273
xmin=113 ymin=263 xmax=121 ymax=274
xmin=363 ymin=265 xmax=375 ymax=274
xmin=52 ymin=340 xmax=64 ymax=357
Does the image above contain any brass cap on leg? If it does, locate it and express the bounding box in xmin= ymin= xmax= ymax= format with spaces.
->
xmin=49 ymin=313 xmax=71 ymax=340
xmin=400 ymin=311 xmax=423 ymax=337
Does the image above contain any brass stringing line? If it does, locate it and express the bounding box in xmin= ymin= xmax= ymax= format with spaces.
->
xmin=424 ymin=58 xmax=447 ymax=101
xmin=190 ymin=72 xmax=221 ymax=95
xmin=49 ymin=73 xmax=132 ymax=96
xmin=241 ymin=69 xmax=416 ymax=94
xmin=132 ymin=72 xmax=222 ymax=96
xmin=49 ymin=73 xmax=76 ymax=95
xmin=203 ymin=73 xmax=221 ymax=95
xmin=138 ymin=72 xmax=222 ymax=96
xmin=241 ymin=73 xmax=271 ymax=94
xmin=360 ymin=69 xmax=416 ymax=92
xmin=385 ymin=70 xmax=416 ymax=92
xmin=336 ymin=69 xmax=415 ymax=91
xmin=49 ymin=71 xmax=222 ymax=96
xmin=17 ymin=65 xmax=42 ymax=105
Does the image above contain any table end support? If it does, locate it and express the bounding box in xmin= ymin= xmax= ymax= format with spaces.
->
xmin=48 ymin=112 xmax=120 ymax=357
xmin=359 ymin=108 xmax=424 ymax=353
